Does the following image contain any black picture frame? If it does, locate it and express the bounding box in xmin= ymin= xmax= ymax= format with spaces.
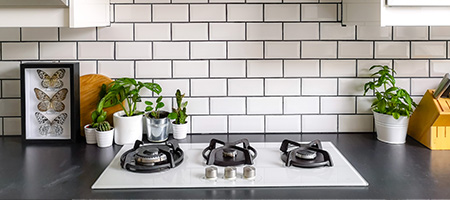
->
xmin=20 ymin=63 xmax=80 ymax=143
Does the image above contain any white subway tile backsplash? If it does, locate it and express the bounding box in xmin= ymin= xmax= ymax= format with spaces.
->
xmin=173 ymin=60 xmax=209 ymax=78
xmin=265 ymin=4 xmax=300 ymax=21
xmin=394 ymin=60 xmax=429 ymax=77
xmin=302 ymin=115 xmax=337 ymax=133
xmin=153 ymin=5 xmax=189 ymax=22
xmin=211 ymin=97 xmax=246 ymax=114
xmin=321 ymin=60 xmax=356 ymax=77
xmin=136 ymin=61 xmax=172 ymax=78
xmin=191 ymin=42 xmax=226 ymax=59
xmin=191 ymin=79 xmax=227 ymax=96
xmin=22 ymin=28 xmax=58 ymax=41
xmin=155 ymin=79 xmax=190 ymax=96
xmin=357 ymin=26 xmax=392 ymax=40
xmin=78 ymin=61 xmax=97 ymax=76
xmin=395 ymin=78 xmax=411 ymax=93
xmin=135 ymin=24 xmax=171 ymax=41
xmin=210 ymin=60 xmax=246 ymax=77
xmin=98 ymin=61 xmax=134 ymax=78
xmin=320 ymin=23 xmax=355 ymax=40
xmin=301 ymin=4 xmax=337 ymax=21
xmin=192 ymin=116 xmax=227 ymax=133
xmin=301 ymin=41 xmax=337 ymax=58
xmin=40 ymin=42 xmax=77 ymax=60
xmin=357 ymin=60 xmax=392 ymax=77
xmin=247 ymin=23 xmax=282 ymax=40
xmin=0 ymin=99 xmax=20 ymax=116
xmin=265 ymin=79 xmax=300 ymax=96
xmin=284 ymin=97 xmax=319 ymax=114
xmin=184 ymin=98 xmax=209 ymax=115
xmin=115 ymin=5 xmax=151 ymax=22
xmin=375 ymin=42 xmax=410 ymax=59
xmin=338 ymin=42 xmax=373 ymax=59
xmin=210 ymin=23 xmax=246 ymax=40
xmin=173 ymin=23 xmax=208 ymax=41
xmin=228 ymin=42 xmax=263 ymax=59
xmin=430 ymin=27 xmax=450 ymax=40
xmin=266 ymin=115 xmax=301 ymax=133
xmin=229 ymin=116 xmax=264 ymax=133
xmin=394 ymin=26 xmax=428 ymax=40
xmin=153 ymin=42 xmax=190 ymax=59
xmin=321 ymin=97 xmax=355 ymax=114
xmin=339 ymin=78 xmax=371 ymax=95
xmin=227 ymin=4 xmax=263 ymax=22
xmin=247 ymin=0 xmax=280 ymax=3
xmin=357 ymin=97 xmax=375 ymax=114
xmin=411 ymin=78 xmax=440 ymax=96
xmin=284 ymin=23 xmax=319 ymax=40
xmin=98 ymin=24 xmax=133 ymax=41
xmin=302 ymin=78 xmax=337 ymax=95
xmin=228 ymin=79 xmax=264 ymax=96
xmin=190 ymin=4 xmax=226 ymax=22
xmin=3 ymin=118 xmax=21 ymax=135
xmin=210 ymin=0 xmax=243 ymax=3
xmin=265 ymin=42 xmax=300 ymax=59
xmin=0 ymin=62 xmax=20 ymax=78
xmin=116 ymin=42 xmax=152 ymax=59
xmin=247 ymin=60 xmax=283 ymax=77
xmin=411 ymin=42 xmax=446 ymax=59
xmin=430 ymin=60 xmax=450 ymax=77
xmin=2 ymin=43 xmax=38 ymax=60
xmin=60 ymin=28 xmax=96 ymax=41
xmin=78 ymin=42 xmax=114 ymax=60
xmin=339 ymin=115 xmax=373 ymax=132
xmin=0 ymin=28 xmax=20 ymax=41
xmin=1 ymin=80 xmax=20 ymax=98
xmin=284 ymin=60 xmax=319 ymax=77
xmin=247 ymin=97 xmax=282 ymax=114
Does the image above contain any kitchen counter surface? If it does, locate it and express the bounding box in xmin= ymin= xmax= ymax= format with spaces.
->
xmin=1 ymin=133 xmax=449 ymax=199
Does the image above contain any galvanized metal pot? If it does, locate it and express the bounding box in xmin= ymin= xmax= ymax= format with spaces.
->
xmin=145 ymin=111 xmax=170 ymax=142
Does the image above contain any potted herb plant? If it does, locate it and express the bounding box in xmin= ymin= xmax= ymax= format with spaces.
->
xmin=84 ymin=84 xmax=112 ymax=144
xmin=95 ymin=121 xmax=114 ymax=148
xmin=101 ymin=78 xmax=162 ymax=145
xmin=363 ymin=65 xmax=417 ymax=144
xmin=168 ymin=89 xmax=189 ymax=140
xmin=145 ymin=95 xmax=170 ymax=142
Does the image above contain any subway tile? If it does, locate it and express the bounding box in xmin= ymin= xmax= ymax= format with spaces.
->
xmin=430 ymin=27 xmax=450 ymax=40
xmin=229 ymin=116 xmax=264 ymax=133
xmin=320 ymin=23 xmax=355 ymax=40
xmin=3 ymin=118 xmax=21 ymax=135
xmin=411 ymin=78 xmax=440 ymax=96
xmin=184 ymin=98 xmax=209 ymax=115
xmin=375 ymin=42 xmax=410 ymax=59
xmin=191 ymin=42 xmax=226 ymax=59
xmin=247 ymin=23 xmax=282 ymax=40
xmin=357 ymin=97 xmax=375 ymax=114
xmin=111 ymin=0 xmax=133 ymax=3
xmin=247 ymin=0 xmax=280 ymax=2
xmin=301 ymin=4 xmax=337 ymax=21
xmin=192 ymin=116 xmax=227 ymax=133
xmin=2 ymin=43 xmax=38 ymax=60
xmin=339 ymin=115 xmax=373 ymax=132
xmin=265 ymin=79 xmax=300 ymax=96
xmin=227 ymin=4 xmax=263 ymax=22
xmin=0 ymin=99 xmax=20 ymax=116
xmin=60 ymin=28 xmax=96 ymax=41
xmin=210 ymin=23 xmax=245 ymax=40
xmin=284 ymin=0 xmax=317 ymax=2
xmin=0 ymin=62 xmax=20 ymax=78
xmin=210 ymin=0 xmax=244 ymax=2
xmin=265 ymin=42 xmax=300 ymax=59
xmin=302 ymin=115 xmax=337 ymax=133
xmin=172 ymin=23 xmax=208 ymax=41
xmin=265 ymin=4 xmax=300 ymax=21
xmin=136 ymin=61 xmax=172 ymax=78
xmin=321 ymin=97 xmax=355 ymax=114
xmin=116 ymin=42 xmax=152 ymax=59
xmin=78 ymin=61 xmax=97 ymax=76
xmin=247 ymin=97 xmax=282 ymax=114
xmin=247 ymin=60 xmax=282 ymax=77
xmin=153 ymin=42 xmax=189 ymax=59
xmin=357 ymin=26 xmax=392 ymax=40
xmin=0 ymin=28 xmax=20 ymax=41
xmin=394 ymin=26 xmax=428 ymax=40
xmin=411 ymin=42 xmax=446 ymax=59
xmin=135 ymin=0 xmax=170 ymax=2
xmin=301 ymin=41 xmax=337 ymax=58
xmin=284 ymin=60 xmax=319 ymax=77
xmin=394 ymin=60 xmax=429 ymax=77
xmin=266 ymin=115 xmax=301 ymax=133
xmin=2 ymin=80 xmax=20 ymax=98
xmin=98 ymin=23 xmax=133 ymax=41
xmin=338 ymin=42 xmax=373 ymax=59
xmin=321 ymin=60 xmax=356 ymax=77
xmin=98 ymin=61 xmax=134 ymax=78
xmin=339 ymin=78 xmax=372 ymax=95
xmin=173 ymin=0 xmax=207 ymax=3
xmin=210 ymin=60 xmax=246 ymax=77
xmin=135 ymin=24 xmax=171 ymax=41
xmin=302 ymin=78 xmax=337 ymax=95
xmin=40 ymin=42 xmax=76 ymax=60
xmin=191 ymin=79 xmax=227 ymax=96
xmin=284 ymin=23 xmax=319 ymax=40
xmin=173 ymin=60 xmax=209 ymax=78
xmin=22 ymin=28 xmax=58 ymax=41
xmin=190 ymin=4 xmax=226 ymax=22
xmin=115 ymin=5 xmax=151 ymax=22
xmin=210 ymin=97 xmax=246 ymax=114
xmin=228 ymin=42 xmax=263 ymax=59
xmin=395 ymin=78 xmax=411 ymax=94
xmin=228 ymin=79 xmax=264 ymax=96
xmin=357 ymin=60 xmax=392 ymax=77
xmin=154 ymin=79 xmax=190 ymax=96
xmin=430 ymin=60 xmax=450 ymax=77
xmin=153 ymin=5 xmax=188 ymax=22
xmin=284 ymin=97 xmax=319 ymax=114
xmin=78 ymin=42 xmax=114 ymax=60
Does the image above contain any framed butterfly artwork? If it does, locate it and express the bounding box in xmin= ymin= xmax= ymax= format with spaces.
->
xmin=20 ymin=63 xmax=80 ymax=143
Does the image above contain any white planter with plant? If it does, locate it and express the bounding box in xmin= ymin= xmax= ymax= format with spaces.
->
xmin=364 ymin=65 xmax=417 ymax=144
xmin=169 ymin=89 xmax=189 ymax=140
xmin=145 ymin=95 xmax=170 ymax=142
xmin=95 ymin=121 xmax=114 ymax=148
xmin=84 ymin=124 xmax=97 ymax=144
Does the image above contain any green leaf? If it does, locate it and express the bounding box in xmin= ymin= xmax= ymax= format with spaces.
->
xmin=168 ymin=112 xmax=177 ymax=120
xmin=145 ymin=101 xmax=153 ymax=105
xmin=156 ymin=102 xmax=165 ymax=109
xmin=392 ymin=112 xmax=400 ymax=119
xmin=156 ymin=96 xmax=163 ymax=103
xmin=143 ymin=83 xmax=162 ymax=95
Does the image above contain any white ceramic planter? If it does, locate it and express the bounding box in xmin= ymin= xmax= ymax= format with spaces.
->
xmin=95 ymin=128 xmax=114 ymax=148
xmin=373 ymin=111 xmax=410 ymax=144
xmin=84 ymin=124 xmax=97 ymax=144
xmin=172 ymin=122 xmax=188 ymax=140
xmin=113 ymin=111 xmax=143 ymax=145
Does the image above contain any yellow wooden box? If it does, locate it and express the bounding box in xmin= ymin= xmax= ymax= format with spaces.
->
xmin=408 ymin=89 xmax=450 ymax=150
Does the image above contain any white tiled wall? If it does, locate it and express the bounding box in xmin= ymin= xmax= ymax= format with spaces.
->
xmin=0 ymin=1 xmax=446 ymax=136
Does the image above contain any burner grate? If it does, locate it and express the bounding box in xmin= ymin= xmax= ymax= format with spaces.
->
xmin=202 ymin=138 xmax=257 ymax=166
xmin=280 ymin=139 xmax=333 ymax=168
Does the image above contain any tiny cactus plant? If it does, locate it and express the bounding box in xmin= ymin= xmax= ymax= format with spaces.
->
xmin=168 ymin=89 xmax=188 ymax=124
xmin=97 ymin=121 xmax=112 ymax=132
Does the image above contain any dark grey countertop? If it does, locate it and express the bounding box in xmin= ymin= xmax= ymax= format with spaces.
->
xmin=1 ymin=133 xmax=449 ymax=199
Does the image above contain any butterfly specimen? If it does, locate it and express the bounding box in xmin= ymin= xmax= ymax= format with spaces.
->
xmin=37 ymin=69 xmax=65 ymax=89
xmin=35 ymin=112 xmax=68 ymax=136
xmin=34 ymin=88 xmax=68 ymax=112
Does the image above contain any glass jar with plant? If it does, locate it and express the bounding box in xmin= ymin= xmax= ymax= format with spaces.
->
xmin=144 ymin=95 xmax=171 ymax=142
xmin=363 ymin=65 xmax=417 ymax=144
xmin=168 ymin=89 xmax=189 ymax=139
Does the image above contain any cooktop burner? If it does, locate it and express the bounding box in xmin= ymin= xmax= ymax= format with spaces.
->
xmin=202 ymin=138 xmax=257 ymax=166
xmin=120 ymin=140 xmax=184 ymax=173
xmin=280 ymin=139 xmax=333 ymax=168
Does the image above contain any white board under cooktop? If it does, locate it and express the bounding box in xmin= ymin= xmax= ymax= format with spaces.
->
xmin=92 ymin=142 xmax=368 ymax=189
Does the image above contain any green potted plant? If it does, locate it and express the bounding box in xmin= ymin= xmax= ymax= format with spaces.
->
xmin=363 ymin=65 xmax=417 ymax=144
xmin=144 ymin=95 xmax=170 ymax=142
xmin=168 ymin=89 xmax=189 ymax=140
xmin=101 ymin=78 xmax=162 ymax=145
xmin=95 ymin=121 xmax=114 ymax=148
xmin=84 ymin=84 xmax=112 ymax=144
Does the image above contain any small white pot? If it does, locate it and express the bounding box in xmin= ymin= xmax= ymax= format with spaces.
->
xmin=95 ymin=128 xmax=114 ymax=148
xmin=84 ymin=124 xmax=97 ymax=144
xmin=113 ymin=111 xmax=143 ymax=145
xmin=172 ymin=122 xmax=188 ymax=140
xmin=373 ymin=111 xmax=410 ymax=144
